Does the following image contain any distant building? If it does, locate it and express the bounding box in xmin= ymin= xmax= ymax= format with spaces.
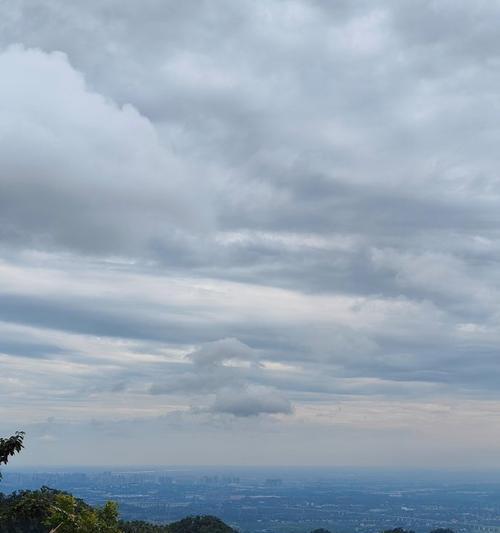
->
xmin=264 ymin=478 xmax=282 ymax=487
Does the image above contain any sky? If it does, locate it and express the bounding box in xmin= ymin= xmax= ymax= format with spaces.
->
xmin=2 ymin=0 xmax=500 ymax=468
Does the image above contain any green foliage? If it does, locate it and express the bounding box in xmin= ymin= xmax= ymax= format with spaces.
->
xmin=0 ymin=488 xmax=239 ymax=533
xmin=168 ymin=515 xmax=237 ymax=533
xmin=45 ymin=493 xmax=121 ymax=533
xmin=0 ymin=432 xmax=25 ymax=480
xmin=0 ymin=487 xmax=60 ymax=533
xmin=120 ymin=520 xmax=170 ymax=533
xmin=120 ymin=515 xmax=237 ymax=533
xmin=0 ymin=488 xmax=122 ymax=533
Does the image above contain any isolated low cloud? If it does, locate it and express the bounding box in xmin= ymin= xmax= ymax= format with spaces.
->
xmin=149 ymin=338 xmax=293 ymax=416
xmin=211 ymin=386 xmax=293 ymax=417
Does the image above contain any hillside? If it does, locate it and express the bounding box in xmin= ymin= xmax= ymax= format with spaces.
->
xmin=0 ymin=487 xmax=237 ymax=533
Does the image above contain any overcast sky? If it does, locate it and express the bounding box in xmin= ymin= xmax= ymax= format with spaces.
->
xmin=2 ymin=0 xmax=500 ymax=468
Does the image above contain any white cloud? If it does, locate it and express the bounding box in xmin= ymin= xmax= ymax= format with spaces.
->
xmin=0 ymin=45 xmax=211 ymax=255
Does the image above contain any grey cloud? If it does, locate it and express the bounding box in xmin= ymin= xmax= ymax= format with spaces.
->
xmin=2 ymin=0 xmax=500 ymax=464
xmin=188 ymin=338 xmax=258 ymax=367
xmin=150 ymin=338 xmax=293 ymax=416
xmin=0 ymin=339 xmax=64 ymax=359
xmin=149 ymin=364 xmax=232 ymax=396
xmin=15 ymin=403 xmax=500 ymax=468
xmin=211 ymin=386 xmax=293 ymax=417
xmin=0 ymin=292 xmax=190 ymax=342
xmin=2 ymin=270 xmax=500 ymax=403
xmin=0 ymin=45 xmax=212 ymax=257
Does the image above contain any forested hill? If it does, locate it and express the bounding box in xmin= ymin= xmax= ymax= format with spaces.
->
xmin=0 ymin=487 xmax=237 ymax=533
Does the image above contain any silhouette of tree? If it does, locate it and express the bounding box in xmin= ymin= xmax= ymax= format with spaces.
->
xmin=0 ymin=432 xmax=25 ymax=480
xmin=168 ymin=515 xmax=237 ymax=533
xmin=383 ymin=528 xmax=415 ymax=533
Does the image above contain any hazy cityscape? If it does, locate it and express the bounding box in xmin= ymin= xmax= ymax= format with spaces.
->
xmin=3 ymin=467 xmax=500 ymax=533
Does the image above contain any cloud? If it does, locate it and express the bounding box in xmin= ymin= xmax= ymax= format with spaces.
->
xmin=2 ymin=0 xmax=500 ymax=465
xmin=13 ymin=399 xmax=500 ymax=468
xmin=188 ymin=337 xmax=258 ymax=367
xmin=211 ymin=386 xmax=293 ymax=417
xmin=150 ymin=337 xmax=293 ymax=416
xmin=0 ymin=45 xmax=211 ymax=256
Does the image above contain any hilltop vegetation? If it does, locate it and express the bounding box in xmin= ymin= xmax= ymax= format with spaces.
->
xmin=0 ymin=432 xmax=236 ymax=533
xmin=0 ymin=487 xmax=236 ymax=533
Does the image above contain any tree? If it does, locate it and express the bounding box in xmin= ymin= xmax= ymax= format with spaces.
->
xmin=0 ymin=432 xmax=25 ymax=480
xmin=45 ymin=493 xmax=121 ymax=533
xmin=119 ymin=521 xmax=169 ymax=533
xmin=168 ymin=515 xmax=237 ymax=533
xmin=0 ymin=487 xmax=59 ymax=533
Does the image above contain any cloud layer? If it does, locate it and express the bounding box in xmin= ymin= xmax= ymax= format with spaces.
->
xmin=2 ymin=0 xmax=500 ymax=466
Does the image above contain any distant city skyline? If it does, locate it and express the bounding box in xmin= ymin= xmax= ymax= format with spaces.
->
xmin=2 ymin=1 xmax=500 ymax=467
xmin=3 ymin=465 xmax=500 ymax=533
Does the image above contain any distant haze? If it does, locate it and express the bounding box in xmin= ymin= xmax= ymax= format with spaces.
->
xmin=2 ymin=1 xmax=500 ymax=467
